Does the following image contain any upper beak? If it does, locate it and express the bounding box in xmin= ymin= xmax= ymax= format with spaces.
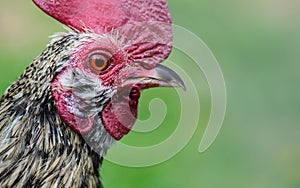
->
xmin=124 ymin=64 xmax=186 ymax=90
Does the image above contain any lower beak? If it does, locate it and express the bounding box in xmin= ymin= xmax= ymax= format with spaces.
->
xmin=125 ymin=64 xmax=186 ymax=90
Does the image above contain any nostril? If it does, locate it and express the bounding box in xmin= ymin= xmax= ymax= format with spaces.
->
xmin=133 ymin=61 xmax=154 ymax=70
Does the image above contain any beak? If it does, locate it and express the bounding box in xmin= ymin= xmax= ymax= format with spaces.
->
xmin=124 ymin=64 xmax=186 ymax=90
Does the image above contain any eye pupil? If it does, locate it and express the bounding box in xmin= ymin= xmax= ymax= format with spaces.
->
xmin=89 ymin=53 xmax=111 ymax=71
xmin=95 ymin=58 xmax=105 ymax=68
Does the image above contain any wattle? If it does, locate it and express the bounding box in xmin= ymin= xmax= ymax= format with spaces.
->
xmin=101 ymin=87 xmax=140 ymax=140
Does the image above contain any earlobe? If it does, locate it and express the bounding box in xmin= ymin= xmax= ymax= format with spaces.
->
xmin=52 ymin=86 xmax=95 ymax=134
xmin=51 ymin=72 xmax=95 ymax=134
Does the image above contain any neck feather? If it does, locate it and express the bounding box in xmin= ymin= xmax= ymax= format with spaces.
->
xmin=0 ymin=33 xmax=111 ymax=187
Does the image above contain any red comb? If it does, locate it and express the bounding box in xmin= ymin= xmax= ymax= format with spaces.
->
xmin=33 ymin=0 xmax=173 ymax=66
xmin=32 ymin=0 xmax=171 ymax=33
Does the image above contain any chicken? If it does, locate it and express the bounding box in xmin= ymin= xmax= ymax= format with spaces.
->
xmin=0 ymin=0 xmax=184 ymax=187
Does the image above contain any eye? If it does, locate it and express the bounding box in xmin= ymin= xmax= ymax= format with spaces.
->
xmin=89 ymin=53 xmax=111 ymax=71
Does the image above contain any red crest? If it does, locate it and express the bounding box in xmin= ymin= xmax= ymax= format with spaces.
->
xmin=33 ymin=0 xmax=173 ymax=66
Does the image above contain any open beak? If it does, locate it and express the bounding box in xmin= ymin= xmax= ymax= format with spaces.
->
xmin=124 ymin=64 xmax=186 ymax=90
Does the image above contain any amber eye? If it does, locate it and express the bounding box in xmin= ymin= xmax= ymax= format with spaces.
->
xmin=89 ymin=53 xmax=111 ymax=71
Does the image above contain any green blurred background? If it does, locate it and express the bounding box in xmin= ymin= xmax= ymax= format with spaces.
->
xmin=1 ymin=0 xmax=300 ymax=187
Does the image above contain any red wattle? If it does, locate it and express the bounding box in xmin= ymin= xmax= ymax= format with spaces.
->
xmin=101 ymin=88 xmax=140 ymax=140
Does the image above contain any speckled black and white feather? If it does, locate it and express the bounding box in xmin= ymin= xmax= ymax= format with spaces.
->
xmin=0 ymin=32 xmax=115 ymax=187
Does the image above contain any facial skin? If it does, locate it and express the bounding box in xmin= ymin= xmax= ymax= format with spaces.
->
xmin=51 ymin=34 xmax=184 ymax=141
